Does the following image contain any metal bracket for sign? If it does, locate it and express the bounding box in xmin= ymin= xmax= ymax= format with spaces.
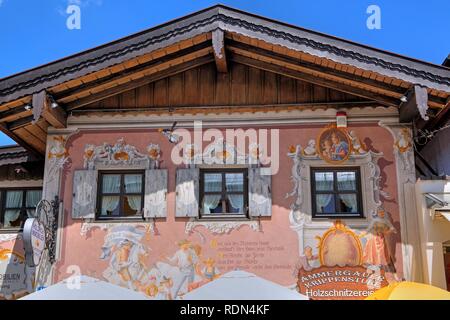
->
xmin=24 ymin=196 xmax=61 ymax=267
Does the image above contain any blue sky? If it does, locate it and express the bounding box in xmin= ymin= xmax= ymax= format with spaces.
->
xmin=0 ymin=0 xmax=449 ymax=146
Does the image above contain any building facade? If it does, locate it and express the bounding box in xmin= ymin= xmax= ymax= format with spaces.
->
xmin=0 ymin=6 xmax=449 ymax=300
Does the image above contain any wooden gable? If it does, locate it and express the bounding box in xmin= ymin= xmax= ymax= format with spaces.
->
xmin=80 ymin=62 xmax=368 ymax=112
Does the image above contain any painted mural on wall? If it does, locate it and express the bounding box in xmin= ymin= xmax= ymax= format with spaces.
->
xmin=83 ymin=138 xmax=161 ymax=169
xmin=49 ymin=124 xmax=402 ymax=300
xmin=287 ymin=123 xmax=400 ymax=299
xmin=99 ymin=225 xmax=221 ymax=299
xmin=295 ymin=220 xmax=392 ymax=300
xmin=0 ymin=249 xmax=35 ymax=300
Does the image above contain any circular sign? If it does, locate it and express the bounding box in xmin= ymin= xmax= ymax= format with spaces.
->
xmin=23 ymin=218 xmax=46 ymax=267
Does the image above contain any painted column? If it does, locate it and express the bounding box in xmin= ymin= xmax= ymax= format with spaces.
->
xmin=379 ymin=121 xmax=423 ymax=282
xmin=35 ymin=134 xmax=70 ymax=288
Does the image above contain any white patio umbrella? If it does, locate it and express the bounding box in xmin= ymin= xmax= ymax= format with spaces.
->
xmin=20 ymin=275 xmax=149 ymax=300
xmin=181 ymin=270 xmax=308 ymax=300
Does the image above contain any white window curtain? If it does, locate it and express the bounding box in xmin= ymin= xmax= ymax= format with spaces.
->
xmin=126 ymin=196 xmax=142 ymax=213
xmin=124 ymin=175 xmax=142 ymax=214
xmin=101 ymin=175 xmax=120 ymax=216
xmin=203 ymin=174 xmax=222 ymax=214
xmin=337 ymin=173 xmax=357 ymax=212
xmin=124 ymin=175 xmax=142 ymax=193
xmin=26 ymin=190 xmax=42 ymax=218
xmin=226 ymin=174 xmax=244 ymax=213
xmin=316 ymin=194 xmax=333 ymax=213
xmin=4 ymin=191 xmax=22 ymax=227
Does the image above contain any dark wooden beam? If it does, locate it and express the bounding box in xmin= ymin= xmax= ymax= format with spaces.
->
xmin=399 ymin=85 xmax=430 ymax=123
xmin=0 ymin=123 xmax=43 ymax=157
xmin=0 ymin=105 xmax=28 ymax=119
xmin=8 ymin=115 xmax=34 ymax=131
xmin=415 ymin=97 xmax=450 ymax=132
xmin=31 ymin=90 xmax=67 ymax=128
xmin=212 ymin=29 xmax=228 ymax=73
xmin=54 ymin=41 xmax=212 ymax=103
xmin=42 ymin=103 xmax=67 ymax=129
xmin=230 ymin=53 xmax=400 ymax=107
xmin=66 ymin=55 xmax=215 ymax=111
xmin=227 ymin=40 xmax=447 ymax=108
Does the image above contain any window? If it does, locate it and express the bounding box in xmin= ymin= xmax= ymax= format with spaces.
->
xmin=0 ymin=189 xmax=42 ymax=229
xmin=97 ymin=171 xmax=144 ymax=220
xmin=200 ymin=168 xmax=248 ymax=219
xmin=311 ymin=167 xmax=363 ymax=218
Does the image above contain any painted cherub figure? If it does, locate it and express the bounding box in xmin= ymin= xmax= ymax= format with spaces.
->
xmin=303 ymin=139 xmax=317 ymax=156
xmin=348 ymin=130 xmax=367 ymax=154
xmin=321 ymin=138 xmax=333 ymax=159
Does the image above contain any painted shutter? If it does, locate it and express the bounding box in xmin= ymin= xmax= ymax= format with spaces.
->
xmin=144 ymin=169 xmax=168 ymax=218
xmin=175 ymin=168 xmax=199 ymax=217
xmin=72 ymin=170 xmax=97 ymax=219
xmin=248 ymin=168 xmax=272 ymax=217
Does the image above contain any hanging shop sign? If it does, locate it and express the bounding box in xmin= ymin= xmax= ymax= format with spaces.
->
xmin=23 ymin=218 xmax=46 ymax=267
xmin=23 ymin=198 xmax=60 ymax=267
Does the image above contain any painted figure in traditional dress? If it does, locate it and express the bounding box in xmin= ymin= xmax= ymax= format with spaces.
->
xmin=156 ymin=276 xmax=174 ymax=300
xmin=188 ymin=257 xmax=221 ymax=291
xmin=330 ymin=132 xmax=349 ymax=161
xmin=361 ymin=208 xmax=397 ymax=273
xmin=165 ymin=240 xmax=199 ymax=297
xmin=294 ymin=246 xmax=319 ymax=273
xmin=101 ymin=227 xmax=148 ymax=290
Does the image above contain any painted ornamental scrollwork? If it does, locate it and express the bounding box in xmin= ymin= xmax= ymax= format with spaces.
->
xmin=185 ymin=219 xmax=260 ymax=235
xmin=46 ymin=136 xmax=69 ymax=184
xmin=286 ymin=125 xmax=391 ymax=257
xmin=83 ymin=138 xmax=161 ymax=170
xmin=80 ymin=221 xmax=155 ymax=238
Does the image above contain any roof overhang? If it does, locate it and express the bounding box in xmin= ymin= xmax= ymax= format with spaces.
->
xmin=0 ymin=5 xmax=449 ymax=154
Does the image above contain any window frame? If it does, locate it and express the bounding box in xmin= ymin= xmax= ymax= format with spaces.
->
xmin=0 ymin=188 xmax=43 ymax=231
xmin=310 ymin=167 xmax=364 ymax=219
xmin=96 ymin=170 xmax=145 ymax=221
xmin=199 ymin=168 xmax=249 ymax=220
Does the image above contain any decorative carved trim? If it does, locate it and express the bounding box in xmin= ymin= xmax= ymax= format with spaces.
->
xmin=185 ymin=219 xmax=261 ymax=235
xmin=2 ymin=11 xmax=449 ymax=100
xmin=415 ymin=85 xmax=430 ymax=121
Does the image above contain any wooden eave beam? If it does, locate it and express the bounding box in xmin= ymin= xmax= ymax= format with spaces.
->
xmin=32 ymin=90 xmax=67 ymax=128
xmin=66 ymin=55 xmax=215 ymax=110
xmin=227 ymin=40 xmax=447 ymax=108
xmin=398 ymin=85 xmax=432 ymax=123
xmin=230 ymin=53 xmax=400 ymax=107
xmin=212 ymin=29 xmax=228 ymax=73
xmin=0 ymin=123 xmax=43 ymax=157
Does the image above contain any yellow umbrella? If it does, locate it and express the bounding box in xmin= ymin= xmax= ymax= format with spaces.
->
xmin=366 ymin=281 xmax=450 ymax=300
